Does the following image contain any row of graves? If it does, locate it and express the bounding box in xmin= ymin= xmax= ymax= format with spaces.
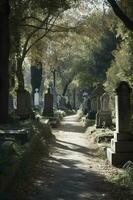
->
xmin=1 ymin=87 xmax=57 ymax=147
xmin=82 ymin=83 xmax=112 ymax=128
xmin=82 ymin=81 xmax=133 ymax=167
xmin=9 ymin=86 xmax=72 ymax=121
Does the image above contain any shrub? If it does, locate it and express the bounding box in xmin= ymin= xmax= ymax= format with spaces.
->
xmin=0 ymin=118 xmax=55 ymax=199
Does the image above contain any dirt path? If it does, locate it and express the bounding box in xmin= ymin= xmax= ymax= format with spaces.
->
xmin=28 ymin=115 xmax=132 ymax=200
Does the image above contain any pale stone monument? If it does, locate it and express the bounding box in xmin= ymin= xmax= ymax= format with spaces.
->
xmin=43 ymin=88 xmax=54 ymax=117
xmin=107 ymin=81 xmax=133 ymax=166
xmin=34 ymin=88 xmax=39 ymax=107
xmin=96 ymin=93 xmax=112 ymax=128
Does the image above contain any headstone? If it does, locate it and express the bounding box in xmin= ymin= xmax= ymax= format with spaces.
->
xmin=96 ymin=93 xmax=112 ymax=128
xmin=43 ymin=88 xmax=54 ymax=117
xmin=34 ymin=88 xmax=39 ymax=107
xmin=16 ymin=89 xmax=32 ymax=119
xmin=107 ymin=81 xmax=133 ymax=166
xmin=88 ymin=84 xmax=105 ymax=119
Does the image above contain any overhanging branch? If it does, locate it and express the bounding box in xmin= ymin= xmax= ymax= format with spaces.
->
xmin=107 ymin=0 xmax=133 ymax=31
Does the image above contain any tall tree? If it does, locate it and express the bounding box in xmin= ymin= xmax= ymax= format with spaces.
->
xmin=0 ymin=1 xmax=10 ymax=123
xmin=10 ymin=0 xmax=78 ymax=90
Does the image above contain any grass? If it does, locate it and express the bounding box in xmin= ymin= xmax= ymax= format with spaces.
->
xmin=110 ymin=161 xmax=133 ymax=191
xmin=0 ymin=117 xmax=55 ymax=199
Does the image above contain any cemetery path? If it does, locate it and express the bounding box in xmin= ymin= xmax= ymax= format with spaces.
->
xmin=28 ymin=114 xmax=132 ymax=200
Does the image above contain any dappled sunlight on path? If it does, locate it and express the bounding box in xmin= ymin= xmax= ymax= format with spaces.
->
xmin=28 ymin=115 xmax=133 ymax=200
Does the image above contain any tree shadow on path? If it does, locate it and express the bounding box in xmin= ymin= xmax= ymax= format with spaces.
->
xmin=28 ymin=154 xmax=133 ymax=200
xmin=28 ymin=115 xmax=133 ymax=200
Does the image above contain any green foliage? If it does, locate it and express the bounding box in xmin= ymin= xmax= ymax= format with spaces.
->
xmin=0 ymin=119 xmax=54 ymax=198
xmin=64 ymin=109 xmax=76 ymax=115
xmin=54 ymin=109 xmax=66 ymax=120
xmin=75 ymin=30 xmax=117 ymax=89
xmin=111 ymin=164 xmax=133 ymax=190
xmin=9 ymin=0 xmax=79 ymax=90
xmin=81 ymin=116 xmax=95 ymax=128
xmin=106 ymin=26 xmax=133 ymax=93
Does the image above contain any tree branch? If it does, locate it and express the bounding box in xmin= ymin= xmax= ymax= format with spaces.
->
xmin=21 ymin=14 xmax=51 ymax=62
xmin=24 ymin=14 xmax=59 ymax=57
xmin=107 ymin=0 xmax=133 ymax=31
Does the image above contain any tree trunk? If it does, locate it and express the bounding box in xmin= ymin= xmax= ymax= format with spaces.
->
xmin=62 ymin=81 xmax=71 ymax=96
xmin=0 ymin=1 xmax=10 ymax=123
xmin=73 ymin=88 xmax=76 ymax=109
xmin=16 ymin=58 xmax=25 ymax=90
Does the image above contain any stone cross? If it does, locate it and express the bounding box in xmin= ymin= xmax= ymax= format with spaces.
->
xmin=34 ymin=88 xmax=39 ymax=106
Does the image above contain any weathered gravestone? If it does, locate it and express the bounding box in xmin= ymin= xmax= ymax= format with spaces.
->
xmin=16 ymin=89 xmax=32 ymax=119
xmin=43 ymin=88 xmax=54 ymax=117
xmin=88 ymin=84 xmax=105 ymax=119
xmin=34 ymin=88 xmax=39 ymax=107
xmin=96 ymin=93 xmax=112 ymax=128
xmin=107 ymin=81 xmax=133 ymax=166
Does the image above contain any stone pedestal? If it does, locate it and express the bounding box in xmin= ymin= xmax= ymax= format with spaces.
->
xmin=89 ymin=84 xmax=105 ymax=120
xmin=107 ymin=81 xmax=133 ymax=167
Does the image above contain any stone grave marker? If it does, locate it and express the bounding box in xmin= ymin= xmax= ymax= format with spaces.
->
xmin=34 ymin=88 xmax=39 ymax=107
xmin=107 ymin=81 xmax=133 ymax=166
xmin=96 ymin=93 xmax=112 ymax=128
xmin=88 ymin=84 xmax=105 ymax=119
xmin=16 ymin=89 xmax=32 ymax=119
xmin=43 ymin=88 xmax=54 ymax=117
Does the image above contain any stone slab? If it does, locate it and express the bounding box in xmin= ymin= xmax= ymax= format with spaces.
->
xmin=111 ymin=139 xmax=133 ymax=153
xmin=107 ymin=148 xmax=133 ymax=167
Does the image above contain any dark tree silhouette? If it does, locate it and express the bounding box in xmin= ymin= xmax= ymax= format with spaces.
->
xmin=0 ymin=1 xmax=10 ymax=123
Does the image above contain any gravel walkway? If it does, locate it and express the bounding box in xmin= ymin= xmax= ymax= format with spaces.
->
xmin=28 ymin=115 xmax=133 ymax=200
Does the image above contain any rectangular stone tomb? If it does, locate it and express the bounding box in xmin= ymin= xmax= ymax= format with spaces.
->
xmin=0 ymin=129 xmax=29 ymax=144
